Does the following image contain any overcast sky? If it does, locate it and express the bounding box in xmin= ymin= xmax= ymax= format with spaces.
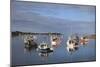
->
xmin=12 ymin=1 xmax=95 ymax=22
xmin=11 ymin=1 xmax=95 ymax=33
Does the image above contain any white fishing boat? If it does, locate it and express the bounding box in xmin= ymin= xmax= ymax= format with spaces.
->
xmin=37 ymin=42 xmax=53 ymax=53
xmin=66 ymin=35 xmax=79 ymax=52
xmin=50 ymin=35 xmax=61 ymax=46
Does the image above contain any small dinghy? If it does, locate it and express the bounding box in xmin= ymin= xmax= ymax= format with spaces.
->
xmin=80 ymin=36 xmax=89 ymax=45
xmin=37 ymin=42 xmax=53 ymax=53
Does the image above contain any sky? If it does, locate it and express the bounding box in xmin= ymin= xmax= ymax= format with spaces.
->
xmin=11 ymin=1 xmax=96 ymax=33
xmin=12 ymin=1 xmax=96 ymax=22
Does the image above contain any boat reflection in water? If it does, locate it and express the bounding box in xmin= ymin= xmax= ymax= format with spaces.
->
xmin=66 ymin=34 xmax=80 ymax=53
xmin=38 ymin=51 xmax=53 ymax=60
xmin=24 ymin=43 xmax=38 ymax=52
xmin=38 ymin=52 xmax=49 ymax=58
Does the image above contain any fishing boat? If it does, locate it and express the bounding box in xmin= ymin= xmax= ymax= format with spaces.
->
xmin=80 ymin=36 xmax=89 ymax=45
xmin=37 ymin=42 xmax=53 ymax=53
xmin=23 ymin=35 xmax=38 ymax=48
xmin=66 ymin=35 xmax=79 ymax=52
xmin=50 ymin=35 xmax=61 ymax=47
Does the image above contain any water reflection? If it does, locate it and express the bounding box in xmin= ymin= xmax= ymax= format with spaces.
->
xmin=12 ymin=32 xmax=96 ymax=66
xmin=38 ymin=52 xmax=53 ymax=60
xmin=24 ymin=43 xmax=38 ymax=52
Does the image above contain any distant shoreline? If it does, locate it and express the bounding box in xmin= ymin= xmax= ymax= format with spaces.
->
xmin=11 ymin=31 xmax=96 ymax=39
xmin=11 ymin=31 xmax=62 ymax=36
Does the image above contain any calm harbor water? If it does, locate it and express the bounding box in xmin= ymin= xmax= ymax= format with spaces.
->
xmin=11 ymin=34 xmax=96 ymax=66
